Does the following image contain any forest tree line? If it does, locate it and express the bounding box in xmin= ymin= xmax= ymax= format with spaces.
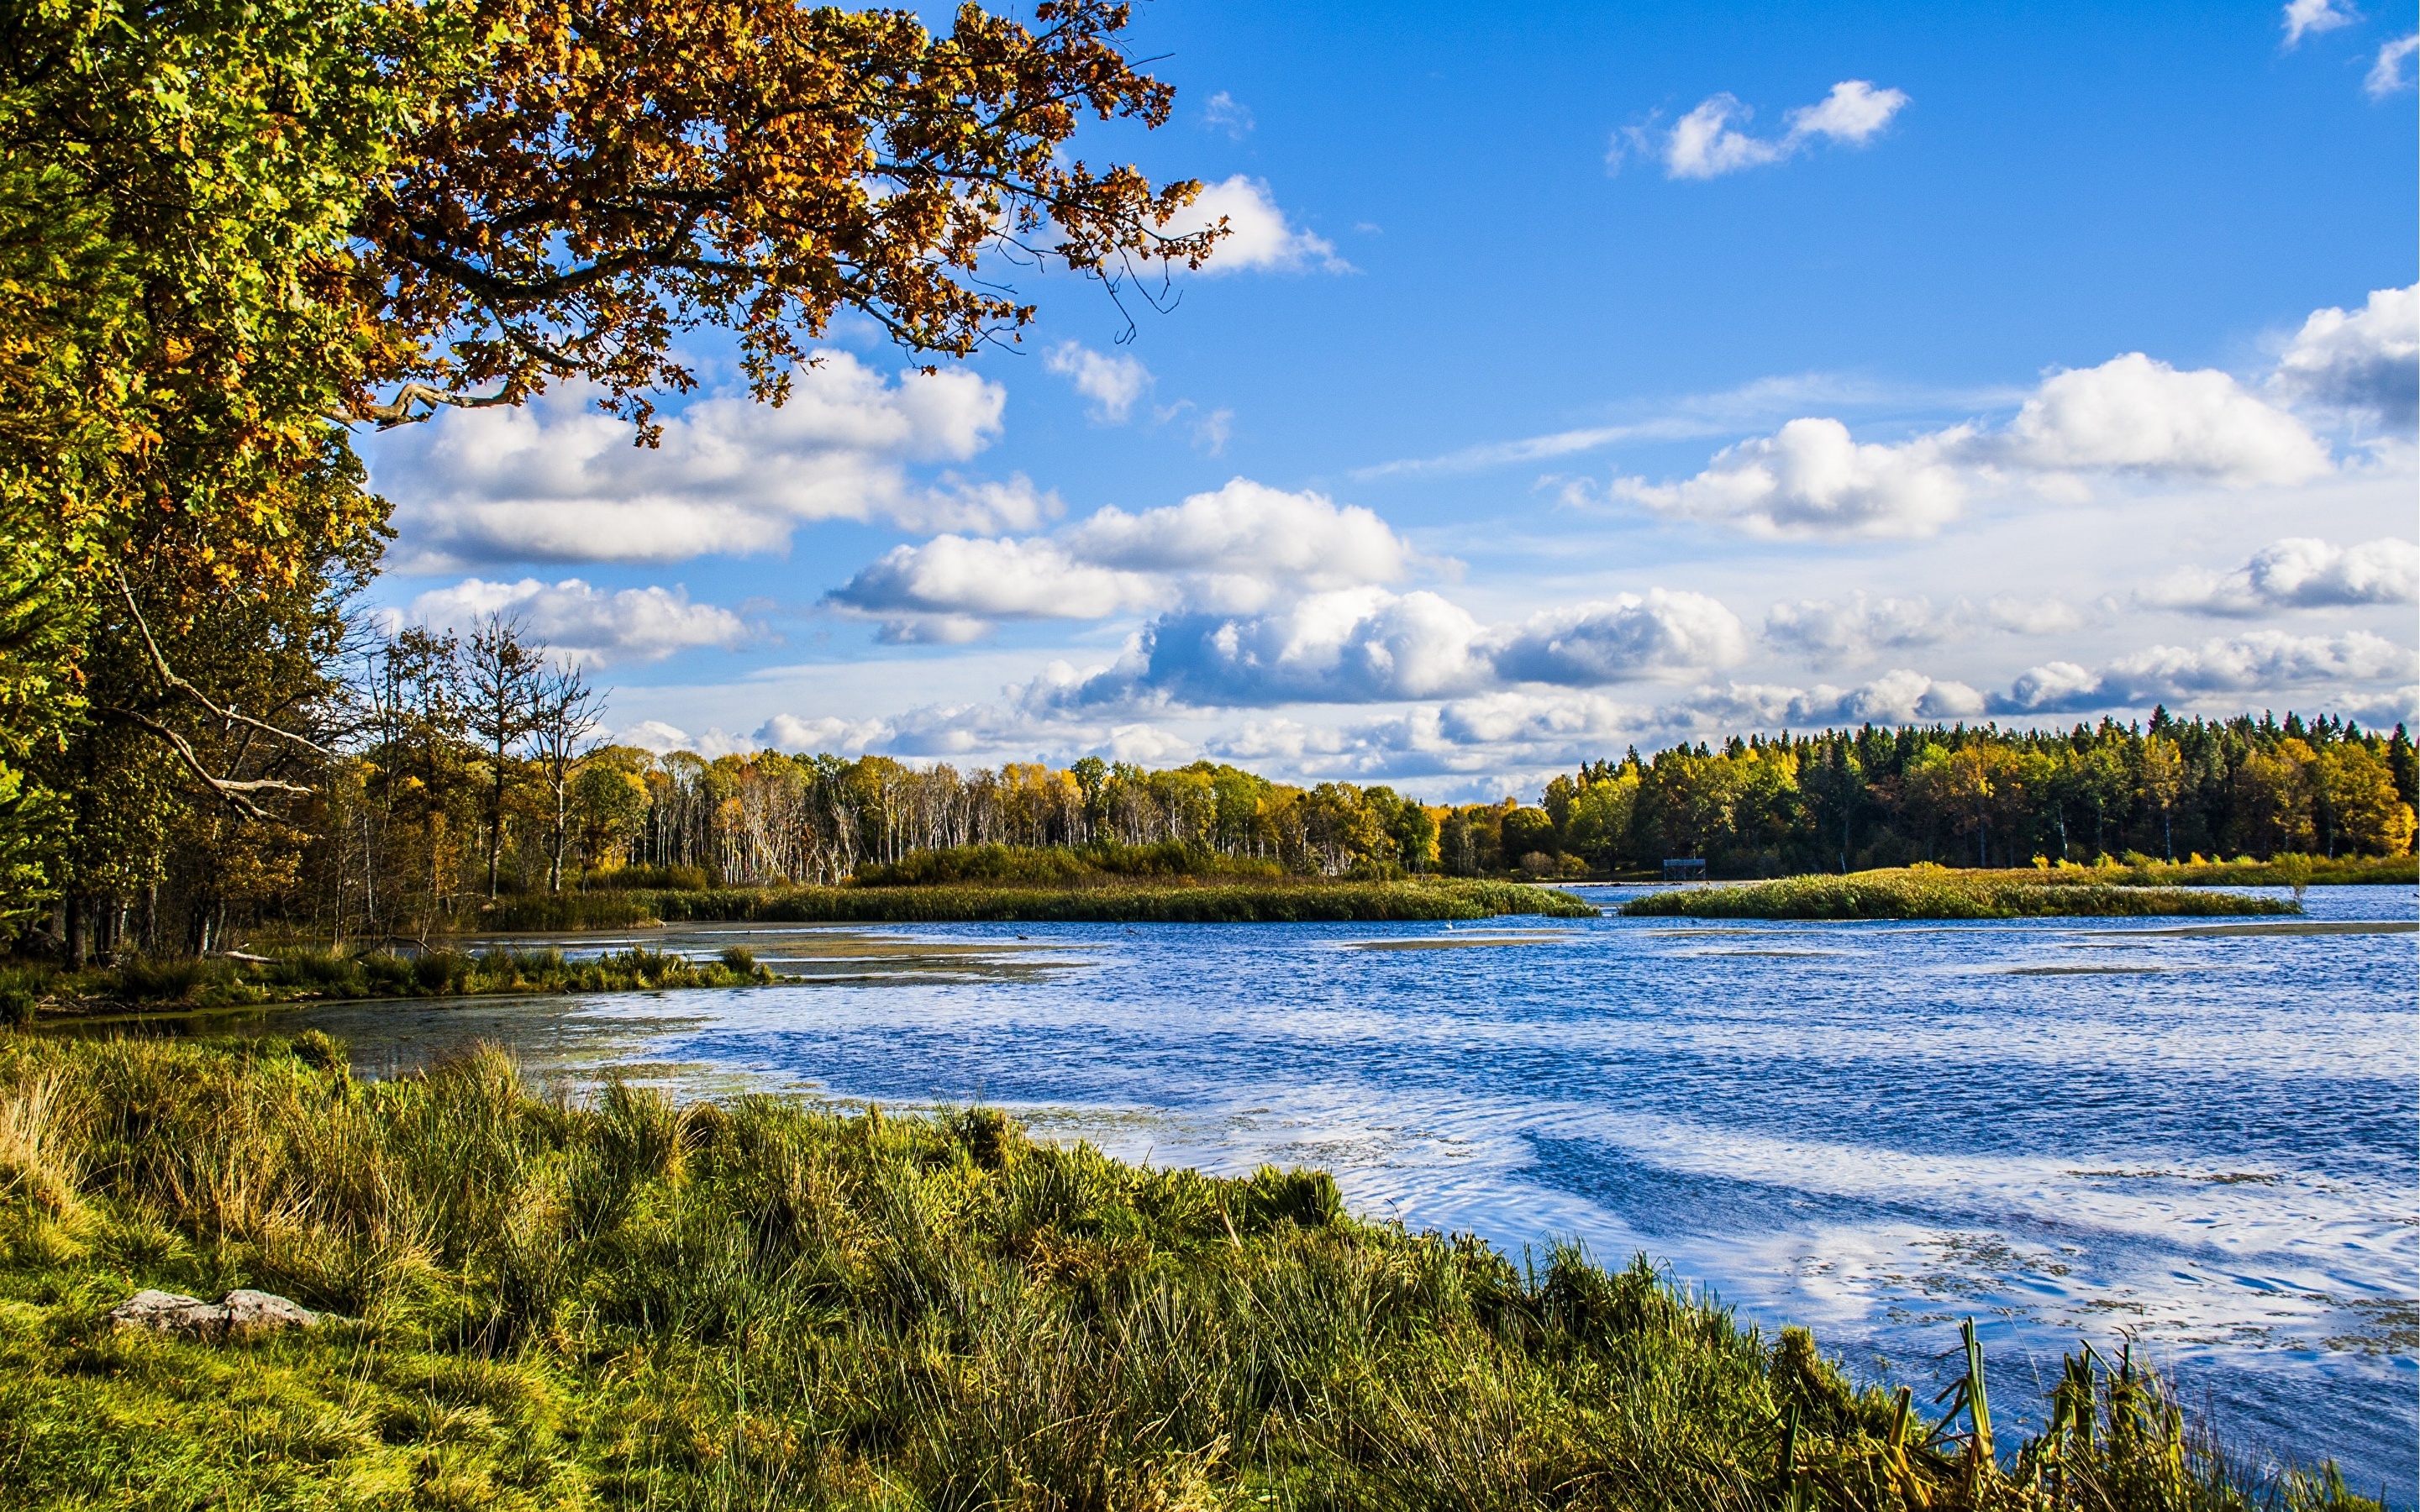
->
xmin=16 ymin=595 xmax=2410 ymax=965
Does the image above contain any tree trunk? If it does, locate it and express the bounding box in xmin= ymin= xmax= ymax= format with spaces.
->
xmin=487 ymin=738 xmax=507 ymax=900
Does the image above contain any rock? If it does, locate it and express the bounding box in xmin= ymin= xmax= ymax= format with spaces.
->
xmin=108 ymin=1288 xmax=322 ymax=1338
xmin=221 ymin=1289 xmax=318 ymax=1332
xmin=108 ymin=1289 xmax=231 ymax=1337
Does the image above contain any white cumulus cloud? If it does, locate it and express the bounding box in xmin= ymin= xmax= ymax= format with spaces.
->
xmin=1053 ymin=587 xmax=1749 ymax=711
xmin=2275 ymin=284 xmax=2418 ymax=426
xmin=829 ymin=537 xmax=1168 ymax=627
xmin=1070 ymin=589 xmax=1498 ymax=707
xmin=1487 ymin=592 xmax=1750 ymax=685
xmin=1785 ymin=80 xmax=1914 ymax=144
xmin=754 ymin=713 xmax=896 ymax=754
xmin=1764 ymin=593 xmax=1968 ymax=664
xmin=406 ymin=577 xmax=748 ymax=666
xmin=1044 ymin=342 xmax=1153 ymax=423
xmin=2139 ymin=536 xmax=2420 ymax=616
xmin=1058 ymin=480 xmax=1413 ymax=596
xmin=609 ymin=720 xmax=752 ymax=759
xmin=1615 ymin=353 xmax=2331 ymax=538
xmin=376 ymin=353 xmax=1023 ymax=570
xmin=1618 ymin=80 xmax=1909 ymax=180
xmin=1177 ymin=176 xmax=1351 ymax=274
xmin=1612 ymin=417 xmax=1973 ymax=537
xmin=825 ymin=479 xmax=1415 ymax=640
xmin=1994 ymin=353 xmax=2333 ymax=483
xmin=1677 ymin=671 xmax=1986 ymax=730
xmin=1995 ymin=631 xmax=2418 ymax=713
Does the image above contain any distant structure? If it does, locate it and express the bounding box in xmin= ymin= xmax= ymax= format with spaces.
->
xmin=1661 ymin=858 xmax=1707 ymax=883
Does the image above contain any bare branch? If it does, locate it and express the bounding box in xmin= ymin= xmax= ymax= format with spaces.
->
xmin=112 ymin=563 xmax=336 ymax=759
xmin=325 ymin=381 xmax=522 ymax=429
xmin=95 ymin=706 xmax=310 ymax=822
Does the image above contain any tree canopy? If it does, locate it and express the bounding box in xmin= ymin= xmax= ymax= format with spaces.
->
xmin=0 ymin=0 xmax=1220 ymax=953
xmin=355 ymin=0 xmax=1220 ymax=432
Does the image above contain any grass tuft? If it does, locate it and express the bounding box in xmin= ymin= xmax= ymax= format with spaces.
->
xmin=0 ymin=1034 xmax=2376 ymax=1510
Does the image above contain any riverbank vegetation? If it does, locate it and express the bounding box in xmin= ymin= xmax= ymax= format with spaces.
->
xmin=14 ymin=704 xmax=2409 ymax=966
xmin=487 ymin=876 xmax=1597 ymax=932
xmin=0 ymin=1035 xmax=2379 ymax=1510
xmin=2055 ymin=853 xmax=2412 ymax=889
xmin=1620 ymin=869 xmax=2305 ymax=921
xmin=1 ymin=946 xmax=777 ymax=1024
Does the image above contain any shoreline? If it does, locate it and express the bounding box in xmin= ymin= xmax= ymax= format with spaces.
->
xmin=0 ymin=1032 xmax=2383 ymax=1510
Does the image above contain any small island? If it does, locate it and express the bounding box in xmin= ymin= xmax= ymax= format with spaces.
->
xmin=1618 ymin=866 xmax=2307 ymax=920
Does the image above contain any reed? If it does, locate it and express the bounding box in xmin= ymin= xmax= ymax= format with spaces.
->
xmin=0 ymin=1035 xmax=2376 ymax=1511
xmin=486 ymin=876 xmax=1598 ymax=929
xmin=2029 ymin=855 xmax=2413 ymax=889
xmin=1621 ymin=871 xmax=2301 ymax=921
xmin=7 ymin=944 xmax=776 ymax=1021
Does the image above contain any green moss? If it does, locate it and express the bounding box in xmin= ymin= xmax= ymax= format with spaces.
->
xmin=0 ymin=1036 xmax=2375 ymax=1511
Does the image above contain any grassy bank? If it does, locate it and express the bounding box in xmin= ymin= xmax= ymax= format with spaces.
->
xmin=2058 ymin=855 xmax=2413 ymax=888
xmin=0 ymin=1035 xmax=2373 ymax=1511
xmin=1 ymin=945 xmax=776 ymax=1023
xmin=1622 ymin=870 xmax=2302 ymax=921
xmin=487 ymin=876 xmax=1598 ymax=930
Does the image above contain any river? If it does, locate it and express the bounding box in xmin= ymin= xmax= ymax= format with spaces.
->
xmin=255 ymin=883 xmax=2418 ymax=1497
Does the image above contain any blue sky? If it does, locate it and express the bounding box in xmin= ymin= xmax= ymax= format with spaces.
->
xmin=362 ymin=0 xmax=2420 ymax=800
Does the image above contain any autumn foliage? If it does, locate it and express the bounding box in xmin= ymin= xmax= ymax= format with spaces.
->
xmin=0 ymin=0 xmax=1219 ymax=953
xmin=357 ymin=0 xmax=1223 ymax=431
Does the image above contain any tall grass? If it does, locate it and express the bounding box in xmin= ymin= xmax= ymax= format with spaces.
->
xmin=487 ymin=876 xmax=1597 ymax=929
xmin=0 ymin=1036 xmax=2372 ymax=1510
xmin=1621 ymin=871 xmax=2302 ymax=921
xmin=8 ymin=945 xmax=776 ymax=1020
xmin=2039 ymin=855 xmax=2414 ymax=889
